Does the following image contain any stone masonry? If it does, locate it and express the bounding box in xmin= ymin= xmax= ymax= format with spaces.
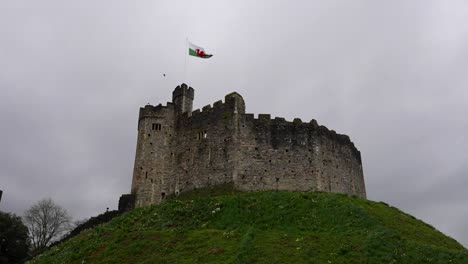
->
xmin=125 ymin=84 xmax=366 ymax=208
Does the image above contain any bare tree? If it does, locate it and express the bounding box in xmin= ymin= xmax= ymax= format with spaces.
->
xmin=23 ymin=198 xmax=72 ymax=253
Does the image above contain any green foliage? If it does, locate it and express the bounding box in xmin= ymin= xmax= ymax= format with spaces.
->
xmin=0 ymin=211 xmax=30 ymax=264
xmin=29 ymin=190 xmax=468 ymax=264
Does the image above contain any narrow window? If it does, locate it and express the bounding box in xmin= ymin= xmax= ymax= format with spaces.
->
xmin=161 ymin=192 xmax=166 ymax=200
xmin=152 ymin=123 xmax=162 ymax=130
xmin=197 ymin=130 xmax=208 ymax=140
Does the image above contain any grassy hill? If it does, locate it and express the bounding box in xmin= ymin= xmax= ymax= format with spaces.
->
xmin=30 ymin=187 xmax=467 ymax=263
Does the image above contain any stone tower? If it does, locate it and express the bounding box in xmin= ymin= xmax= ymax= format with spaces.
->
xmin=172 ymin=84 xmax=194 ymax=115
xmin=130 ymin=85 xmax=192 ymax=207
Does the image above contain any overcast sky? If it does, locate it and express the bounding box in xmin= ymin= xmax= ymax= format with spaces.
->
xmin=1 ymin=0 xmax=467 ymax=247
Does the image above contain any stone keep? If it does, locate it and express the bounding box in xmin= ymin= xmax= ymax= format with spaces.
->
xmin=128 ymin=84 xmax=366 ymax=208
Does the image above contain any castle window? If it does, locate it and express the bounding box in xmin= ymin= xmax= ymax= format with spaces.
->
xmin=161 ymin=192 xmax=166 ymax=200
xmin=152 ymin=123 xmax=162 ymax=131
xmin=197 ymin=130 xmax=208 ymax=140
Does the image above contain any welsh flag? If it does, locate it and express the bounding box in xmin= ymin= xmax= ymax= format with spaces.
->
xmin=188 ymin=42 xmax=213 ymax=59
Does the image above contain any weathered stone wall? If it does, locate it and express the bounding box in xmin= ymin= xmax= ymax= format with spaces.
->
xmin=131 ymin=103 xmax=176 ymax=207
xmin=233 ymin=115 xmax=365 ymax=198
xmin=129 ymin=84 xmax=366 ymax=208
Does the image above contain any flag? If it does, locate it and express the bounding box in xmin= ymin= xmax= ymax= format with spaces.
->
xmin=188 ymin=41 xmax=213 ymax=59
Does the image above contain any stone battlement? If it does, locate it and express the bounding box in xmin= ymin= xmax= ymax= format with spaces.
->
xmin=125 ymin=84 xmax=366 ymax=208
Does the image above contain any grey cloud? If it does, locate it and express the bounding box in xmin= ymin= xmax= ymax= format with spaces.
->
xmin=1 ymin=0 xmax=467 ymax=247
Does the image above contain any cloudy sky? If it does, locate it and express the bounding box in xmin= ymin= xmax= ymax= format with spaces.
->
xmin=1 ymin=0 xmax=467 ymax=247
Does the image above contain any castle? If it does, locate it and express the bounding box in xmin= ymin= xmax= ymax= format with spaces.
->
xmin=120 ymin=84 xmax=366 ymax=209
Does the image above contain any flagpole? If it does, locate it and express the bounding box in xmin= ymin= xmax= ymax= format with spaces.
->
xmin=184 ymin=37 xmax=188 ymax=85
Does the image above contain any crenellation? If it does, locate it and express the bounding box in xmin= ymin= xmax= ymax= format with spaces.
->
xmin=202 ymin=104 xmax=212 ymax=112
xmin=293 ymin=118 xmax=302 ymax=124
xmin=258 ymin=114 xmax=271 ymax=120
xmin=127 ymin=84 xmax=366 ymax=208
xmin=213 ymin=100 xmax=223 ymax=108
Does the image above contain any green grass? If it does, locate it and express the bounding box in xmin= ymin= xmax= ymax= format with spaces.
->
xmin=30 ymin=190 xmax=468 ymax=264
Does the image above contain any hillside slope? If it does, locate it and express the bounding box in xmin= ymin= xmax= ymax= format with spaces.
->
xmin=30 ymin=189 xmax=467 ymax=263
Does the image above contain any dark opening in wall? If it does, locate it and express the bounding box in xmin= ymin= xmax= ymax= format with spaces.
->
xmin=197 ymin=130 xmax=208 ymax=140
xmin=148 ymin=134 xmax=151 ymax=137
xmin=150 ymin=179 xmax=153 ymax=183
xmin=269 ymin=160 xmax=272 ymax=163
xmin=145 ymin=172 xmax=148 ymax=179
xmin=161 ymin=192 xmax=166 ymax=200
xmin=150 ymin=142 xmax=153 ymax=145
xmin=241 ymin=175 xmax=245 ymax=179
xmin=285 ymin=149 xmax=289 ymax=152
xmin=276 ymin=177 xmax=279 ymax=183
xmin=152 ymin=123 xmax=162 ymax=130
xmin=255 ymin=147 xmax=258 ymax=150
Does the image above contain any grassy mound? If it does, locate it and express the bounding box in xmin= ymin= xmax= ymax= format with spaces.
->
xmin=30 ymin=189 xmax=467 ymax=263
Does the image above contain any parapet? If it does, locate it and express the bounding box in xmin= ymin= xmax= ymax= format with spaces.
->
xmin=245 ymin=113 xmax=361 ymax=162
xmin=172 ymin=83 xmax=194 ymax=101
xmin=138 ymin=102 xmax=174 ymax=121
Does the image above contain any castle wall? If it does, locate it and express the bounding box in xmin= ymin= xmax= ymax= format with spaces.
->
xmin=233 ymin=115 xmax=366 ymax=198
xmin=170 ymin=93 xmax=246 ymax=196
xmin=129 ymin=85 xmax=366 ymax=208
